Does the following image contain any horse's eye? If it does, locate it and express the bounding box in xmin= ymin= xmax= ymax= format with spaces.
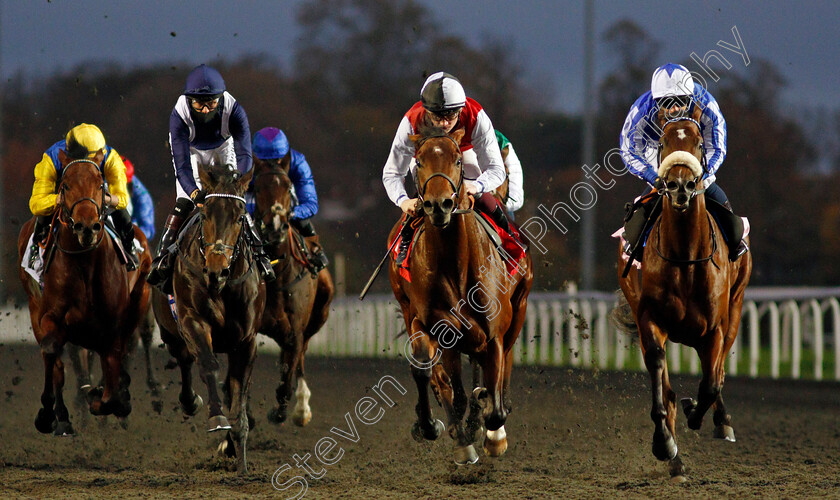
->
xmin=456 ymin=158 xmax=462 ymax=166
xmin=686 ymin=180 xmax=696 ymax=191
xmin=416 ymin=161 xmax=422 ymax=169
xmin=666 ymin=181 xmax=678 ymax=191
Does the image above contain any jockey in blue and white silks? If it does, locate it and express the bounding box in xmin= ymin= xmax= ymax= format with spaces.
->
xmin=147 ymin=64 xmax=275 ymax=291
xmin=620 ymin=63 xmax=727 ymax=190
xmin=619 ymin=63 xmax=746 ymax=261
xmin=250 ymin=127 xmax=329 ymax=272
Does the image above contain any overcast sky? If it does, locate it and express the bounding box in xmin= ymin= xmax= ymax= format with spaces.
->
xmin=1 ymin=0 xmax=838 ymax=114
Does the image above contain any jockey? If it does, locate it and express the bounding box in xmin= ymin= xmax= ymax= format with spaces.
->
xmin=28 ymin=123 xmax=138 ymax=270
xmin=251 ymin=127 xmax=330 ymax=273
xmin=495 ymin=129 xmax=524 ymax=217
xmin=383 ymin=72 xmax=511 ymax=263
xmin=619 ymin=63 xmax=747 ymax=261
xmin=147 ymin=64 xmax=275 ymax=290
xmin=121 ymin=155 xmax=156 ymax=241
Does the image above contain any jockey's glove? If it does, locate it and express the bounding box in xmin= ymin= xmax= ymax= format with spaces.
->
xmin=190 ymin=189 xmax=206 ymax=204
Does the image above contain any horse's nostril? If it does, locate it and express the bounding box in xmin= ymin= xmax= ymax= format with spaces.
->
xmin=220 ymin=268 xmax=230 ymax=279
xmin=441 ymin=199 xmax=454 ymax=211
xmin=73 ymin=223 xmax=83 ymax=232
xmin=423 ymin=200 xmax=433 ymax=210
xmin=92 ymin=222 xmax=102 ymax=232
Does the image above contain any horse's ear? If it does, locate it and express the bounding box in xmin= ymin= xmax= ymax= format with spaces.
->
xmin=279 ymin=153 xmax=291 ymax=173
xmin=691 ymin=103 xmax=702 ymax=123
xmin=237 ymin=168 xmax=253 ymax=195
xmin=92 ymin=149 xmax=105 ymax=166
xmin=408 ymin=133 xmax=422 ymax=147
xmin=656 ymin=107 xmax=667 ymax=128
xmin=58 ymin=149 xmax=69 ymax=167
xmin=450 ymin=127 xmax=465 ymax=145
xmin=198 ymin=165 xmax=214 ymax=192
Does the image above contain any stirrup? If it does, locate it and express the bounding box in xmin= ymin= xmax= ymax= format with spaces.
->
xmin=258 ymin=257 xmax=276 ymax=282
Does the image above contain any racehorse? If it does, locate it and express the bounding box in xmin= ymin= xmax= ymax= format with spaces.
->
xmin=388 ymin=125 xmax=533 ymax=465
xmin=152 ymin=162 xmax=265 ymax=474
xmin=251 ymin=156 xmax=334 ymax=427
xmin=17 ymin=149 xmax=152 ymax=436
xmin=614 ymin=108 xmax=752 ymax=480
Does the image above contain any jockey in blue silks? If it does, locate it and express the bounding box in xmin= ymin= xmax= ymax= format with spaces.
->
xmin=147 ymin=64 xmax=275 ymax=291
xmin=121 ymin=155 xmax=155 ymax=241
xmin=250 ymin=127 xmax=329 ymax=273
xmin=619 ymin=63 xmax=747 ymax=261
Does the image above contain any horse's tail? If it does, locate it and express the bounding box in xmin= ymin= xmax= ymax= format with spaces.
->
xmin=609 ymin=290 xmax=638 ymax=336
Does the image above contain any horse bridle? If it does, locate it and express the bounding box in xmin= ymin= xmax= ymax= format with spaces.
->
xmin=253 ymin=168 xmax=292 ymax=245
xmin=56 ymin=159 xmax=107 ymax=254
xmin=413 ymin=134 xmax=471 ymax=214
xmin=196 ymin=193 xmax=250 ymax=281
xmin=657 ymin=117 xmax=707 ymax=203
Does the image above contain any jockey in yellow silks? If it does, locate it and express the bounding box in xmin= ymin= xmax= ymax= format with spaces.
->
xmin=28 ymin=123 xmax=138 ymax=269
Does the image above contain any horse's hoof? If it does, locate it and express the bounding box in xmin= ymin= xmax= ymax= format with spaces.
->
xmin=652 ymin=433 xmax=678 ymax=461
xmin=53 ymin=421 xmax=75 ymax=437
xmin=180 ymin=393 xmax=203 ymax=417
xmin=680 ymin=398 xmax=697 ymax=417
xmin=454 ymin=444 xmax=479 ymax=465
xmin=472 ymin=387 xmax=488 ymax=402
xmin=112 ymin=400 xmax=132 ymax=418
xmin=483 ymin=426 xmax=508 ymax=457
xmin=670 ymin=474 xmax=688 ymax=483
xmin=208 ymin=414 xmax=231 ymax=432
xmin=292 ymin=409 xmax=312 ymax=427
xmin=217 ymin=434 xmax=236 ymax=458
xmin=713 ymin=424 xmax=736 ymax=442
xmin=34 ymin=409 xmax=56 ymax=434
xmin=267 ymin=407 xmax=287 ymax=425
xmin=411 ymin=419 xmax=445 ymax=442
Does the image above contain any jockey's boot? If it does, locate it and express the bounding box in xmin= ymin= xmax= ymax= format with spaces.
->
xmin=719 ymin=201 xmax=748 ymax=261
xmin=395 ymin=218 xmax=417 ymax=266
xmin=622 ymin=199 xmax=659 ymax=256
xmin=244 ymin=213 xmax=276 ymax=282
xmin=112 ymin=209 xmax=138 ymax=271
xmin=28 ymin=215 xmax=51 ymax=267
xmin=489 ymin=205 xmax=524 ymax=246
xmin=147 ymin=198 xmax=193 ymax=291
xmin=292 ymin=219 xmax=329 ymax=273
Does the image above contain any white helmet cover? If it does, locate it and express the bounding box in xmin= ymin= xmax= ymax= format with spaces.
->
xmin=651 ymin=63 xmax=695 ymax=99
xmin=420 ymin=72 xmax=466 ymax=112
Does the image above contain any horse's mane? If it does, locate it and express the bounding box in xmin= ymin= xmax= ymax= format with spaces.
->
xmin=416 ymin=123 xmax=458 ymax=141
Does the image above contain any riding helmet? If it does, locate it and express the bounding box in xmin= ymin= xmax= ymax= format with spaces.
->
xmin=253 ymin=127 xmax=290 ymax=160
xmin=421 ymin=72 xmax=466 ymax=113
xmin=651 ymin=63 xmax=695 ymax=99
xmin=65 ymin=123 xmax=106 ymax=160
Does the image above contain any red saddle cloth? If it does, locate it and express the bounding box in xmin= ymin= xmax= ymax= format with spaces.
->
xmin=390 ymin=213 xmax=526 ymax=283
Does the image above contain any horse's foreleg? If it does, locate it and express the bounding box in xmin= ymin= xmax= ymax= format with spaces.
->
xmin=408 ymin=320 xmax=444 ymax=442
xmin=35 ymin=316 xmax=62 ymax=434
xmin=222 ymin=340 xmax=256 ymax=474
xmin=139 ymin=309 xmax=161 ymax=395
xmin=464 ymin=358 xmax=483 ymax=444
xmin=435 ymin=352 xmax=477 ymax=465
xmin=90 ymin=346 xmax=131 ymax=418
xmin=479 ymin=335 xmax=508 ymax=457
xmin=291 ymin=343 xmax=312 ymax=427
xmin=185 ymin=317 xmax=228 ymax=432
xmin=684 ymin=328 xmax=725 ymax=431
xmin=51 ymin=357 xmax=74 ymax=436
xmin=639 ymin=317 xmax=678 ymax=465
xmin=268 ymin=344 xmax=298 ymax=425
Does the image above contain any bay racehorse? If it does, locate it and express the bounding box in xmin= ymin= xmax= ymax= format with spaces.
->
xmin=17 ymin=149 xmax=152 ymax=436
xmin=614 ymin=108 xmax=752 ymax=480
xmin=388 ymin=126 xmax=533 ymax=465
xmin=251 ymin=156 xmax=334 ymax=427
xmin=152 ymin=163 xmax=265 ymax=474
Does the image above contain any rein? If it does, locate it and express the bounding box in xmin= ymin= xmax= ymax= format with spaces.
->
xmin=653 ymin=212 xmax=720 ymax=269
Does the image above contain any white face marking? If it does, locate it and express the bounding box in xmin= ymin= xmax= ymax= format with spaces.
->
xmin=433 ymin=146 xmax=443 ymax=155
xmin=676 ymin=129 xmax=686 ymax=140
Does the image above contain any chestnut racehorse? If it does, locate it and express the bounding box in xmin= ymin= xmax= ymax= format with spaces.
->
xmin=152 ymin=163 xmax=265 ymax=474
xmin=388 ymin=126 xmax=533 ymax=465
xmin=251 ymin=156 xmax=334 ymax=427
xmin=17 ymin=150 xmax=152 ymax=436
xmin=614 ymin=109 xmax=752 ymax=480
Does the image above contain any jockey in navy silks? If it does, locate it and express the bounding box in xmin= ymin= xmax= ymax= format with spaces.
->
xmin=619 ymin=63 xmax=747 ymax=261
xmin=248 ymin=127 xmax=330 ymax=272
xmin=147 ymin=64 xmax=275 ymax=290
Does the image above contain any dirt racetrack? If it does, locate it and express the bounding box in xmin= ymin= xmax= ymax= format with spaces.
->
xmin=1 ymin=343 xmax=839 ymax=499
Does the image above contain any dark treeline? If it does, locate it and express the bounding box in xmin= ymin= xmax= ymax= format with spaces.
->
xmin=0 ymin=1 xmax=835 ymax=300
